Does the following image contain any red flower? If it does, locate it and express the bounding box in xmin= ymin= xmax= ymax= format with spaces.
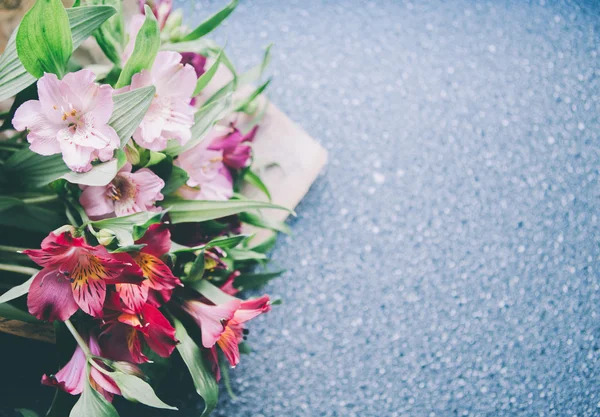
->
xmin=116 ymin=224 xmax=181 ymax=312
xmin=42 ymin=333 xmax=122 ymax=402
xmin=100 ymin=294 xmax=178 ymax=364
xmin=24 ymin=230 xmax=141 ymax=321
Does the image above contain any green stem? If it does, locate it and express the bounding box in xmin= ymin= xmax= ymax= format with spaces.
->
xmin=0 ymin=263 xmax=38 ymax=275
xmin=0 ymin=245 xmax=28 ymax=253
xmin=64 ymin=319 xmax=91 ymax=357
xmin=22 ymin=195 xmax=59 ymax=204
xmin=0 ymin=145 xmax=19 ymax=152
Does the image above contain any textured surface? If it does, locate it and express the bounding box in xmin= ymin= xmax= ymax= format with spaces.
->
xmin=173 ymin=0 xmax=600 ymax=416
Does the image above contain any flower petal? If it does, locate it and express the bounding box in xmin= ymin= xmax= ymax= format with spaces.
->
xmin=183 ymin=299 xmax=240 ymax=348
xmin=140 ymin=304 xmax=178 ymax=358
xmin=116 ymin=282 xmax=149 ymax=313
xmin=27 ymin=268 xmax=79 ymax=322
xmin=79 ymin=184 xmax=115 ymax=218
xmin=132 ymin=252 xmax=180 ymax=291
xmin=41 ymin=344 xmax=86 ymax=395
xmin=136 ymin=223 xmax=171 ymax=258
xmin=216 ymin=324 xmax=241 ymax=367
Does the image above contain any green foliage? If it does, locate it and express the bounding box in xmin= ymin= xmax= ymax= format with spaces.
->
xmin=173 ymin=317 xmax=219 ymax=417
xmin=0 ymin=275 xmax=34 ymax=304
xmin=162 ymin=198 xmax=294 ymax=224
xmin=70 ymin=376 xmax=120 ymax=417
xmin=233 ymin=270 xmax=286 ymax=290
xmin=180 ymin=0 xmax=239 ymax=42
xmin=116 ymin=6 xmax=159 ymax=88
xmin=16 ymin=0 xmax=73 ymax=78
xmin=84 ymin=0 xmax=125 ymax=65
xmin=108 ymin=371 xmax=177 ymax=410
xmin=109 ymin=86 xmax=156 ymax=147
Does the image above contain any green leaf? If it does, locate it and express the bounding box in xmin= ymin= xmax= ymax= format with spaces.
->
xmin=0 ymin=196 xmax=23 ymax=212
xmin=193 ymin=49 xmax=223 ymax=96
xmin=85 ymin=0 xmax=125 ymax=65
xmin=110 ymin=244 xmax=146 ymax=253
xmin=165 ymin=95 xmax=232 ymax=156
xmin=161 ymin=165 xmax=189 ymax=195
xmin=0 ymin=204 xmax=64 ymax=233
xmin=173 ymin=317 xmax=218 ymax=417
xmin=243 ymin=170 xmax=271 ymax=200
xmin=162 ymin=39 xmax=237 ymax=76
xmin=110 ymin=86 xmax=156 ymax=147
xmin=0 ymin=303 xmax=39 ymax=324
xmin=239 ymin=211 xmax=291 ymax=235
xmin=16 ymin=0 xmax=73 ymax=78
xmin=238 ymin=341 xmax=251 ymax=354
xmin=116 ymin=6 xmax=159 ymax=88
xmin=0 ymin=275 xmax=34 ymax=304
xmin=218 ymin=353 xmax=237 ymax=400
xmin=70 ymin=378 xmax=120 ymax=417
xmin=185 ymin=250 xmax=205 ymax=282
xmin=0 ymin=6 xmax=117 ymax=102
xmin=139 ymin=150 xmax=167 ymax=168
xmin=108 ymin=372 xmax=177 ymax=410
xmin=227 ymin=248 xmax=267 ymax=262
xmin=91 ymin=211 xmax=161 ymax=246
xmin=162 ymin=198 xmax=294 ymax=224
xmin=186 ymin=279 xmax=237 ymax=304
xmin=234 ymin=79 xmax=270 ymax=113
xmin=206 ymin=234 xmax=250 ymax=249
xmin=16 ymin=409 xmax=39 ymax=417
xmin=233 ymin=270 xmax=285 ymax=290
xmin=250 ymin=234 xmax=277 ymax=254
xmin=180 ymin=0 xmax=239 ymax=42
xmin=62 ymin=150 xmax=126 ymax=186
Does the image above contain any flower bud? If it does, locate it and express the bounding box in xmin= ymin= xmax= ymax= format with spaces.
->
xmin=97 ymin=229 xmax=116 ymax=246
xmin=124 ymin=141 xmax=141 ymax=165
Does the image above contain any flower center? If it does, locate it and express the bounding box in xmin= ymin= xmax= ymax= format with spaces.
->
xmin=106 ymin=175 xmax=136 ymax=202
xmin=62 ymin=109 xmax=85 ymax=132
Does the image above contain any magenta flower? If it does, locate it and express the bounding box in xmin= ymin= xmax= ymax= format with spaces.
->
xmin=208 ymin=124 xmax=258 ymax=170
xmin=12 ymin=70 xmax=120 ymax=172
xmin=182 ymin=298 xmax=241 ymax=349
xmin=175 ymin=139 xmax=233 ymax=201
xmin=24 ymin=230 xmax=142 ymax=321
xmin=126 ymin=51 xmax=196 ymax=151
xmin=180 ymin=52 xmax=206 ymax=78
xmin=79 ymin=162 xmax=164 ymax=219
xmin=42 ymin=333 xmax=122 ymax=402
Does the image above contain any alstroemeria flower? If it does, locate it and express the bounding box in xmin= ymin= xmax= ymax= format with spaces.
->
xmin=180 ymin=52 xmax=206 ymax=78
xmin=122 ymin=14 xmax=145 ymax=64
xmin=42 ymin=333 xmax=122 ymax=402
xmin=208 ymin=125 xmax=258 ymax=170
xmin=79 ymin=162 xmax=164 ymax=219
xmin=115 ymin=224 xmax=181 ymax=312
xmin=100 ymin=295 xmax=178 ymax=363
xmin=215 ymin=295 xmax=271 ymax=367
xmin=24 ymin=230 xmax=141 ymax=321
xmin=12 ymin=70 xmax=119 ymax=172
xmin=219 ymin=271 xmax=241 ymax=296
xmin=175 ymin=139 xmax=234 ymax=201
xmin=181 ymin=297 xmax=240 ymax=349
xmin=127 ymin=51 xmax=196 ymax=151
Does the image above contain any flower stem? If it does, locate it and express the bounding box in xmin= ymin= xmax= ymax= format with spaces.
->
xmin=22 ymin=195 xmax=59 ymax=205
xmin=0 ymin=245 xmax=28 ymax=254
xmin=64 ymin=319 xmax=91 ymax=357
xmin=0 ymin=263 xmax=38 ymax=276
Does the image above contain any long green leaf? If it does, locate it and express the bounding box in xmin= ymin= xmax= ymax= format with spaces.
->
xmin=0 ymin=275 xmax=34 ymax=304
xmin=0 ymin=204 xmax=64 ymax=233
xmin=162 ymin=198 xmax=294 ymax=224
xmin=84 ymin=0 xmax=124 ymax=65
xmin=70 ymin=378 xmax=120 ymax=417
xmin=239 ymin=211 xmax=291 ymax=235
xmin=193 ymin=49 xmax=223 ymax=96
xmin=91 ymin=211 xmax=161 ymax=246
xmin=186 ymin=279 xmax=237 ymax=304
xmin=0 ymin=196 xmax=23 ymax=213
xmin=0 ymin=303 xmax=39 ymax=324
xmin=243 ymin=169 xmax=271 ymax=200
xmin=173 ymin=318 xmax=218 ymax=417
xmin=233 ymin=270 xmax=286 ymax=290
xmin=180 ymin=0 xmax=239 ymax=42
xmin=116 ymin=6 xmax=159 ymax=88
xmin=109 ymin=86 xmax=156 ymax=147
xmin=16 ymin=0 xmax=73 ymax=78
xmin=0 ymin=6 xmax=117 ymax=102
xmin=108 ymin=372 xmax=177 ymax=410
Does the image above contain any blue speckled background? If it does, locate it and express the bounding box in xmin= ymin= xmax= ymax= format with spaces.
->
xmin=171 ymin=0 xmax=600 ymax=416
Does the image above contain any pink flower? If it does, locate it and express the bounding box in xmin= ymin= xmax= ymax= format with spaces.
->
xmin=175 ymin=139 xmax=233 ymax=201
xmin=115 ymin=223 xmax=181 ymax=312
xmin=182 ymin=298 xmax=240 ymax=349
xmin=12 ymin=70 xmax=119 ymax=172
xmin=121 ymin=14 xmax=146 ymax=64
xmin=208 ymin=125 xmax=258 ymax=170
xmin=42 ymin=333 xmax=122 ymax=402
xmin=215 ymin=296 xmax=271 ymax=367
xmin=127 ymin=51 xmax=197 ymax=151
xmin=79 ymin=162 xmax=164 ymax=219
xmin=24 ymin=230 xmax=142 ymax=321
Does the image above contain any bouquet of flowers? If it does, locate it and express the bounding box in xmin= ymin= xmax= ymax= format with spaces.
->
xmin=0 ymin=0 xmax=292 ymax=415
